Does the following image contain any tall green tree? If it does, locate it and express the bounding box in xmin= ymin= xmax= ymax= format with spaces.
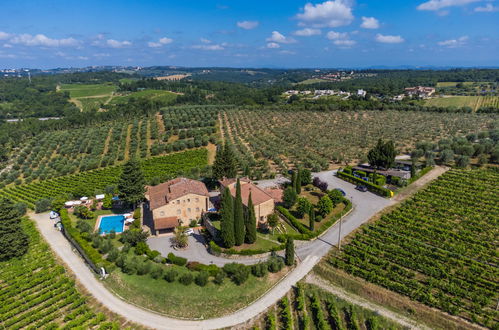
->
xmin=309 ymin=208 xmax=315 ymax=231
xmin=367 ymin=139 xmax=396 ymax=169
xmin=285 ymin=237 xmax=295 ymax=266
xmin=0 ymin=198 xmax=28 ymax=261
xmin=245 ymin=192 xmax=257 ymax=244
xmin=220 ymin=187 xmax=235 ymax=248
xmin=295 ymin=169 xmax=302 ymax=194
xmin=118 ymin=159 xmax=146 ymax=208
xmin=233 ymin=178 xmax=245 ymax=246
xmin=317 ymin=195 xmax=333 ymax=217
xmin=212 ymin=143 xmax=238 ymax=179
xmin=283 ymin=187 xmax=297 ymax=208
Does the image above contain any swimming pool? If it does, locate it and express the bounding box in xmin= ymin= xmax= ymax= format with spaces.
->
xmin=98 ymin=215 xmax=125 ymax=234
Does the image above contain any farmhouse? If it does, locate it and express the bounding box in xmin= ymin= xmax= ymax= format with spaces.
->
xmin=146 ymin=178 xmax=209 ymax=235
xmin=219 ymin=178 xmax=282 ymax=226
xmin=404 ymin=86 xmax=435 ymax=99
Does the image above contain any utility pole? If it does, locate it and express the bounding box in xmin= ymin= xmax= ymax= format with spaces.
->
xmin=337 ymin=215 xmax=342 ymax=251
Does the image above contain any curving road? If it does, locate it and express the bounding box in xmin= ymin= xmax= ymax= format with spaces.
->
xmin=31 ymin=170 xmax=414 ymax=330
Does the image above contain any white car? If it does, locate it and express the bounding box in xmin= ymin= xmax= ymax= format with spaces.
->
xmin=184 ymin=228 xmax=194 ymax=235
xmin=49 ymin=211 xmax=59 ymax=219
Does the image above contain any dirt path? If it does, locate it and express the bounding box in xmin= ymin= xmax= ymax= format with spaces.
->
xmin=218 ymin=112 xmax=225 ymax=143
xmin=305 ymin=274 xmax=431 ymax=330
xmin=156 ymin=112 xmax=165 ymax=134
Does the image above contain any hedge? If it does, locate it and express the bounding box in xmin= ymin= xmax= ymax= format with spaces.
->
xmin=277 ymin=199 xmax=352 ymax=241
xmin=167 ymin=252 xmax=187 ymax=266
xmin=209 ymin=240 xmax=285 ymax=256
xmin=59 ymin=209 xmax=112 ymax=270
xmin=336 ymin=171 xmax=393 ymax=197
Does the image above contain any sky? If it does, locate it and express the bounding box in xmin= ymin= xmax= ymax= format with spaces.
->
xmin=0 ymin=0 xmax=498 ymax=68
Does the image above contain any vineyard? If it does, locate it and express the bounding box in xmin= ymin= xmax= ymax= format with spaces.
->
xmin=253 ymin=283 xmax=404 ymax=330
xmin=426 ymin=95 xmax=499 ymax=111
xmin=0 ymin=219 xmax=121 ymax=329
xmin=329 ymin=168 xmax=499 ymax=327
xmin=0 ymin=105 xmax=218 ymax=187
xmin=222 ymin=109 xmax=498 ymax=174
xmin=0 ymin=148 xmax=208 ymax=208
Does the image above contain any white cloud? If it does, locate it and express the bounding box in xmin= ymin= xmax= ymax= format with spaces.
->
xmin=360 ymin=16 xmax=380 ymax=29
xmin=0 ymin=31 xmax=10 ymax=40
xmin=10 ymin=34 xmax=80 ymax=47
xmin=296 ymin=0 xmax=354 ymax=28
xmin=200 ymin=38 xmax=212 ymax=44
xmin=279 ymin=50 xmax=296 ymax=55
xmin=474 ymin=3 xmax=499 ymax=11
xmin=3 ymin=44 xmax=12 ymax=48
xmin=375 ymin=33 xmax=405 ymax=43
xmin=437 ymin=35 xmax=469 ymax=47
xmin=266 ymin=42 xmax=281 ymax=49
xmin=294 ymin=28 xmax=322 ymax=36
xmin=326 ymin=31 xmax=356 ymax=47
xmin=148 ymin=37 xmax=173 ymax=48
xmin=237 ymin=21 xmax=259 ymax=30
xmin=417 ymin=0 xmax=481 ymax=11
xmin=266 ymin=31 xmax=296 ymax=44
xmin=192 ymin=44 xmax=224 ymax=50
xmin=106 ymin=39 xmax=132 ymax=48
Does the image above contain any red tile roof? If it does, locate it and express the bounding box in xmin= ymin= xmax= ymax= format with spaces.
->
xmin=227 ymin=182 xmax=274 ymax=206
xmin=154 ymin=216 xmax=179 ymax=230
xmin=147 ymin=178 xmax=209 ymax=210
xmin=264 ymin=188 xmax=284 ymax=203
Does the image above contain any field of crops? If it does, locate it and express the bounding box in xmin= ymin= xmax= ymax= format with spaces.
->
xmin=109 ymin=89 xmax=177 ymax=105
xmin=0 ymin=148 xmax=208 ymax=208
xmin=0 ymin=219 xmax=120 ymax=328
xmin=60 ymin=83 xmax=117 ymax=98
xmin=0 ymin=106 xmax=217 ymax=186
xmin=253 ymin=283 xmax=404 ymax=330
xmin=426 ymin=95 xmax=499 ymax=111
xmin=222 ymin=109 xmax=498 ymax=174
xmin=329 ymin=168 xmax=499 ymax=327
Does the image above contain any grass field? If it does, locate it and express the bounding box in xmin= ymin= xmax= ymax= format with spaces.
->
xmin=426 ymin=95 xmax=499 ymax=111
xmin=0 ymin=219 xmax=122 ymax=328
xmin=109 ymin=89 xmax=177 ymax=105
xmin=60 ymin=83 xmax=117 ymax=98
xmin=298 ymin=78 xmax=328 ymax=85
xmin=104 ymin=267 xmax=286 ymax=319
xmin=436 ymin=81 xmax=476 ymax=87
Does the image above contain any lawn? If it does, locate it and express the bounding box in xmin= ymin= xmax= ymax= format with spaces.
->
xmin=60 ymin=83 xmax=117 ymax=98
xmin=110 ymin=89 xmax=177 ymax=105
xmin=79 ymin=96 xmax=110 ymax=111
xmin=104 ymin=267 xmax=286 ymax=319
xmin=298 ymin=78 xmax=328 ymax=85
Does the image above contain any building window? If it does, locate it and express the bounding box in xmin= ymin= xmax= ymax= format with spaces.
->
xmin=195 ymin=198 xmax=199 ymax=202
xmin=177 ymin=209 xmax=181 ymax=214
xmin=196 ymin=207 xmax=200 ymax=212
xmin=176 ymin=200 xmax=180 ymax=204
xmin=187 ymin=198 xmax=190 ymax=202
xmin=187 ymin=208 xmax=191 ymax=213
xmin=160 ymin=211 xmax=165 ymax=216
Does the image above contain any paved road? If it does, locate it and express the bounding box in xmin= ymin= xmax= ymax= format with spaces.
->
xmin=30 ymin=169 xmax=425 ymax=330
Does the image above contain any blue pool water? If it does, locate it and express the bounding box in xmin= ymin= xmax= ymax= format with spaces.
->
xmin=99 ymin=215 xmax=125 ymax=234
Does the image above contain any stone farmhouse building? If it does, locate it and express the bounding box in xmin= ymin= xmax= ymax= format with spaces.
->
xmin=146 ymin=178 xmax=209 ymax=235
xmin=219 ymin=178 xmax=283 ymax=227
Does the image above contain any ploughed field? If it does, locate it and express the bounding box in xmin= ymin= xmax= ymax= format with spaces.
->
xmin=222 ymin=109 xmax=498 ymax=173
xmin=327 ymin=168 xmax=499 ymax=327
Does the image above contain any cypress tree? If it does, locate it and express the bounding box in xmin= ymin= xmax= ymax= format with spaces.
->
xmin=285 ymin=237 xmax=295 ymax=266
xmin=220 ymin=187 xmax=235 ymax=248
xmin=233 ymin=178 xmax=245 ymax=246
xmin=309 ymin=208 xmax=315 ymax=231
xmin=292 ymin=171 xmax=298 ymax=194
xmin=245 ymin=192 xmax=257 ymax=244
xmin=296 ymin=169 xmax=302 ymax=194
xmin=118 ymin=159 xmax=146 ymax=208
xmin=212 ymin=143 xmax=238 ymax=179
xmin=0 ymin=198 xmax=28 ymax=261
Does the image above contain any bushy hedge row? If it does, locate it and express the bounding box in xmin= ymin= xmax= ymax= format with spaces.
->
xmin=277 ymin=199 xmax=352 ymax=241
xmin=209 ymin=240 xmax=285 ymax=256
xmin=167 ymin=252 xmax=187 ymax=266
xmin=336 ymin=170 xmax=392 ymax=197
xmin=59 ymin=209 xmax=112 ymax=270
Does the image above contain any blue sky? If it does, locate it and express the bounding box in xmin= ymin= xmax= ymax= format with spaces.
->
xmin=0 ymin=0 xmax=498 ymax=68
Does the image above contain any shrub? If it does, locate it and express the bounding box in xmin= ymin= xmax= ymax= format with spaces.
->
xmin=35 ymin=198 xmax=52 ymax=213
xmin=106 ymin=248 xmax=119 ymax=262
xmin=317 ymin=195 xmax=333 ymax=217
xmin=189 ymin=219 xmax=198 ymax=227
xmin=147 ymin=249 xmax=161 ymax=260
xmin=267 ymin=257 xmax=285 ymax=273
xmin=164 ymin=269 xmax=178 ymax=282
xmin=168 ymin=252 xmax=187 ymax=266
xmin=223 ymin=263 xmax=250 ymax=285
xmin=179 ymin=272 xmax=194 ymax=285
xmin=134 ymin=241 xmax=150 ymax=256
xmin=150 ymin=264 xmax=164 ymax=279
xmin=119 ymin=229 xmax=149 ymax=246
xmin=195 ymin=271 xmax=209 ymax=286
xmin=213 ymin=270 xmax=226 ymax=285
xmin=251 ymin=263 xmax=268 ymax=277
xmin=74 ymin=205 xmax=94 ymax=219
xmin=123 ymin=256 xmax=138 ymax=275
xmin=137 ymin=260 xmax=152 ymax=275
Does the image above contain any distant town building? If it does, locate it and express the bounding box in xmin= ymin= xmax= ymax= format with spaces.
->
xmin=404 ymin=86 xmax=435 ymax=99
xmin=357 ymin=89 xmax=367 ymax=97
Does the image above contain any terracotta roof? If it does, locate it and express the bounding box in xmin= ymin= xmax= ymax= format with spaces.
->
xmin=154 ymin=216 xmax=179 ymax=230
xmin=264 ymin=188 xmax=284 ymax=203
xmin=147 ymin=178 xmax=209 ymax=210
xmin=228 ymin=182 xmax=274 ymax=206
xmin=219 ymin=177 xmax=250 ymax=189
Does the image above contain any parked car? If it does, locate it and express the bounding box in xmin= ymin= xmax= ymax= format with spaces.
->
xmin=184 ymin=228 xmax=194 ymax=235
xmin=334 ymin=188 xmax=346 ymax=196
xmin=49 ymin=211 xmax=59 ymax=219
xmin=355 ymin=185 xmax=368 ymax=192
